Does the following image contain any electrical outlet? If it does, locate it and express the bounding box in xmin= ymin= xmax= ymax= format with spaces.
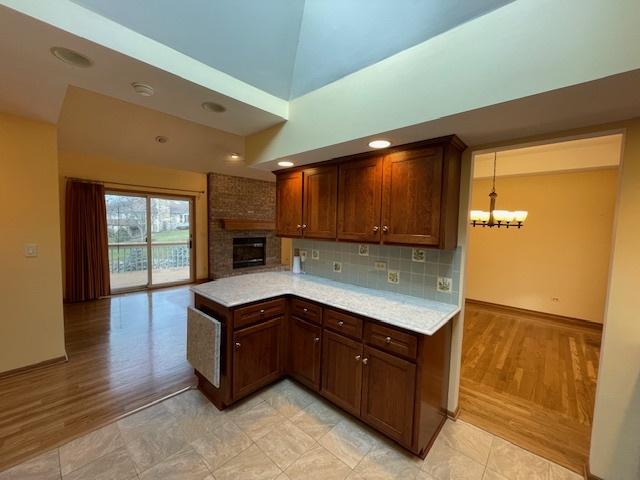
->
xmin=374 ymin=261 xmax=387 ymax=271
xmin=387 ymin=270 xmax=400 ymax=284
xmin=332 ymin=261 xmax=342 ymax=273
xmin=437 ymin=276 xmax=452 ymax=293
xmin=311 ymin=249 xmax=320 ymax=260
xmin=24 ymin=243 xmax=38 ymax=257
xmin=358 ymin=244 xmax=369 ymax=256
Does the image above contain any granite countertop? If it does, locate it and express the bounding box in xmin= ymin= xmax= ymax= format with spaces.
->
xmin=191 ymin=272 xmax=459 ymax=336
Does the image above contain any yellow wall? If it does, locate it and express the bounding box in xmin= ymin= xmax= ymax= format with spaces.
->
xmin=0 ymin=113 xmax=66 ymax=373
xmin=466 ymin=169 xmax=617 ymax=323
xmin=58 ymin=151 xmax=209 ymax=282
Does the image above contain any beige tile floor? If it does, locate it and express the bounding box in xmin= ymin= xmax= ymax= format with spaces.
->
xmin=0 ymin=379 xmax=582 ymax=480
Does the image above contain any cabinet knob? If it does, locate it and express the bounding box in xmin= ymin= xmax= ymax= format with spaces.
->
xmin=235 ymin=342 xmax=241 ymax=350
xmin=385 ymin=336 xmax=392 ymax=344
xmin=382 ymin=225 xmax=389 ymax=233
xmin=314 ymin=337 xmax=320 ymax=343
xmin=373 ymin=226 xmax=379 ymax=232
xmin=362 ymin=358 xmax=368 ymax=365
xmin=355 ymin=355 xmax=361 ymax=361
xmin=260 ymin=309 xmax=265 ymax=314
xmin=303 ymin=308 xmax=308 ymax=313
xmin=302 ymin=224 xmax=307 ymax=229
xmin=337 ymin=320 xmax=344 ymax=327
xmin=296 ymin=224 xmax=302 ymax=229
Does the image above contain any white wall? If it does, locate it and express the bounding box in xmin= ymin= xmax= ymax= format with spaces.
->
xmin=247 ymin=0 xmax=640 ymax=165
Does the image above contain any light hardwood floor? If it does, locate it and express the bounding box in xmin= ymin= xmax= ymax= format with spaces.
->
xmin=459 ymin=300 xmax=602 ymax=474
xmin=0 ymin=286 xmax=196 ymax=471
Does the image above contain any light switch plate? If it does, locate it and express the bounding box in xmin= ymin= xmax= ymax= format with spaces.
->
xmin=437 ymin=276 xmax=452 ymax=293
xmin=24 ymin=243 xmax=38 ymax=257
xmin=311 ymin=249 xmax=320 ymax=260
xmin=374 ymin=261 xmax=387 ymax=271
xmin=387 ymin=270 xmax=400 ymax=284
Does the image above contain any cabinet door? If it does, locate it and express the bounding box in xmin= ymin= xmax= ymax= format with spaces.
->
xmin=303 ymin=165 xmax=338 ymax=239
xmin=361 ymin=346 xmax=416 ymax=446
xmin=276 ymin=171 xmax=303 ymax=237
xmin=321 ymin=330 xmax=363 ymax=416
xmin=337 ymin=156 xmax=383 ymax=242
xmin=381 ymin=147 xmax=443 ymax=245
xmin=233 ymin=317 xmax=283 ymax=400
xmin=289 ymin=316 xmax=322 ymax=390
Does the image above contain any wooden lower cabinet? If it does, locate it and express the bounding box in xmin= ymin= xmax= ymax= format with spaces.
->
xmin=361 ymin=345 xmax=416 ymax=446
xmin=289 ymin=316 xmax=322 ymax=390
xmin=321 ymin=330 xmax=363 ymax=416
xmin=232 ymin=316 xmax=284 ymax=400
xmin=193 ymin=293 xmax=451 ymax=459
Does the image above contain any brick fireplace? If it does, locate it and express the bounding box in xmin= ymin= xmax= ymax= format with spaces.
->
xmin=207 ymin=173 xmax=282 ymax=279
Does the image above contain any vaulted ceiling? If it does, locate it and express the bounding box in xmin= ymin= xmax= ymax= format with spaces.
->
xmin=69 ymin=0 xmax=514 ymax=99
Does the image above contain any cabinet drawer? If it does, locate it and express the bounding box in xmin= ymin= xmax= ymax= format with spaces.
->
xmin=290 ymin=298 xmax=322 ymax=325
xmin=364 ymin=322 xmax=417 ymax=359
xmin=324 ymin=309 xmax=363 ymax=340
xmin=234 ymin=298 xmax=285 ymax=329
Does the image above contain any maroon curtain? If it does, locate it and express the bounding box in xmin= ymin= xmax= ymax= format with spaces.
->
xmin=65 ymin=180 xmax=111 ymax=302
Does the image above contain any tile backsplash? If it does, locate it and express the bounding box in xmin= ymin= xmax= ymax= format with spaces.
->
xmin=292 ymin=239 xmax=461 ymax=305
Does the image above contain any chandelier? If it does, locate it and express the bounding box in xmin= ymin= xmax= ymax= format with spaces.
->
xmin=470 ymin=152 xmax=528 ymax=228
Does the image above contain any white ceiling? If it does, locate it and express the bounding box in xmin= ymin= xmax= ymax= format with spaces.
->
xmin=68 ymin=0 xmax=514 ymax=99
xmin=0 ymin=4 xmax=286 ymax=135
xmin=58 ymin=87 xmax=274 ymax=181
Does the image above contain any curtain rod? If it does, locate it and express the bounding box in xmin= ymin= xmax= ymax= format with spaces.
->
xmin=64 ymin=176 xmax=205 ymax=195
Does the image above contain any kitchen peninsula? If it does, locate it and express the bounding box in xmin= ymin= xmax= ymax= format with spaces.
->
xmin=189 ymin=271 xmax=458 ymax=458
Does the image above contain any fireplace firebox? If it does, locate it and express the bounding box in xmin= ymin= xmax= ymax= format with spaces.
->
xmin=233 ymin=237 xmax=266 ymax=269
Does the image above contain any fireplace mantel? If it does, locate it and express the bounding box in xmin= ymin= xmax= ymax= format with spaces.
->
xmin=220 ymin=219 xmax=275 ymax=231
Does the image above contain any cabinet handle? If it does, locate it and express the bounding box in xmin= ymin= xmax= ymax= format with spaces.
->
xmin=362 ymin=357 xmax=368 ymax=365
xmin=314 ymin=337 xmax=320 ymax=343
xmin=337 ymin=320 xmax=344 ymax=327
xmin=303 ymin=308 xmax=308 ymax=313
xmin=373 ymin=226 xmax=379 ymax=232
xmin=355 ymin=355 xmax=361 ymax=361
xmin=235 ymin=342 xmax=241 ymax=350
xmin=385 ymin=336 xmax=392 ymax=344
xmin=382 ymin=225 xmax=389 ymax=233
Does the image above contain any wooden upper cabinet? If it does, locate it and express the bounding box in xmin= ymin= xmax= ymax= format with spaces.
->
xmin=337 ymin=156 xmax=383 ymax=242
xmin=276 ymin=171 xmax=303 ymax=237
xmin=381 ymin=146 xmax=443 ymax=246
xmin=303 ymin=165 xmax=338 ymax=239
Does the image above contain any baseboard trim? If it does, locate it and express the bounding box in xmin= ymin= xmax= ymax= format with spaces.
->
xmin=0 ymin=353 xmax=68 ymax=380
xmin=465 ymin=299 xmax=603 ymax=330
xmin=447 ymin=406 xmax=460 ymax=420
xmin=583 ymin=462 xmax=604 ymax=480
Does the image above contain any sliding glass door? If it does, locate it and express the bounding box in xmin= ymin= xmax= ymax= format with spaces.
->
xmin=106 ymin=192 xmax=193 ymax=291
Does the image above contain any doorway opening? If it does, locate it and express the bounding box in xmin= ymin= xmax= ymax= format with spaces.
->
xmin=105 ymin=191 xmax=195 ymax=291
xmin=459 ymin=132 xmax=623 ymax=473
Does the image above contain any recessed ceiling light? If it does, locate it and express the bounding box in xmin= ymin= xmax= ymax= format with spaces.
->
xmin=155 ymin=135 xmax=169 ymax=144
xmin=202 ymin=101 xmax=226 ymax=113
xmin=278 ymin=161 xmax=294 ymax=167
xmin=50 ymin=46 xmax=93 ymax=68
xmin=132 ymin=82 xmax=154 ymax=96
xmin=230 ymin=153 xmax=241 ymax=160
xmin=368 ymin=139 xmax=391 ymax=149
